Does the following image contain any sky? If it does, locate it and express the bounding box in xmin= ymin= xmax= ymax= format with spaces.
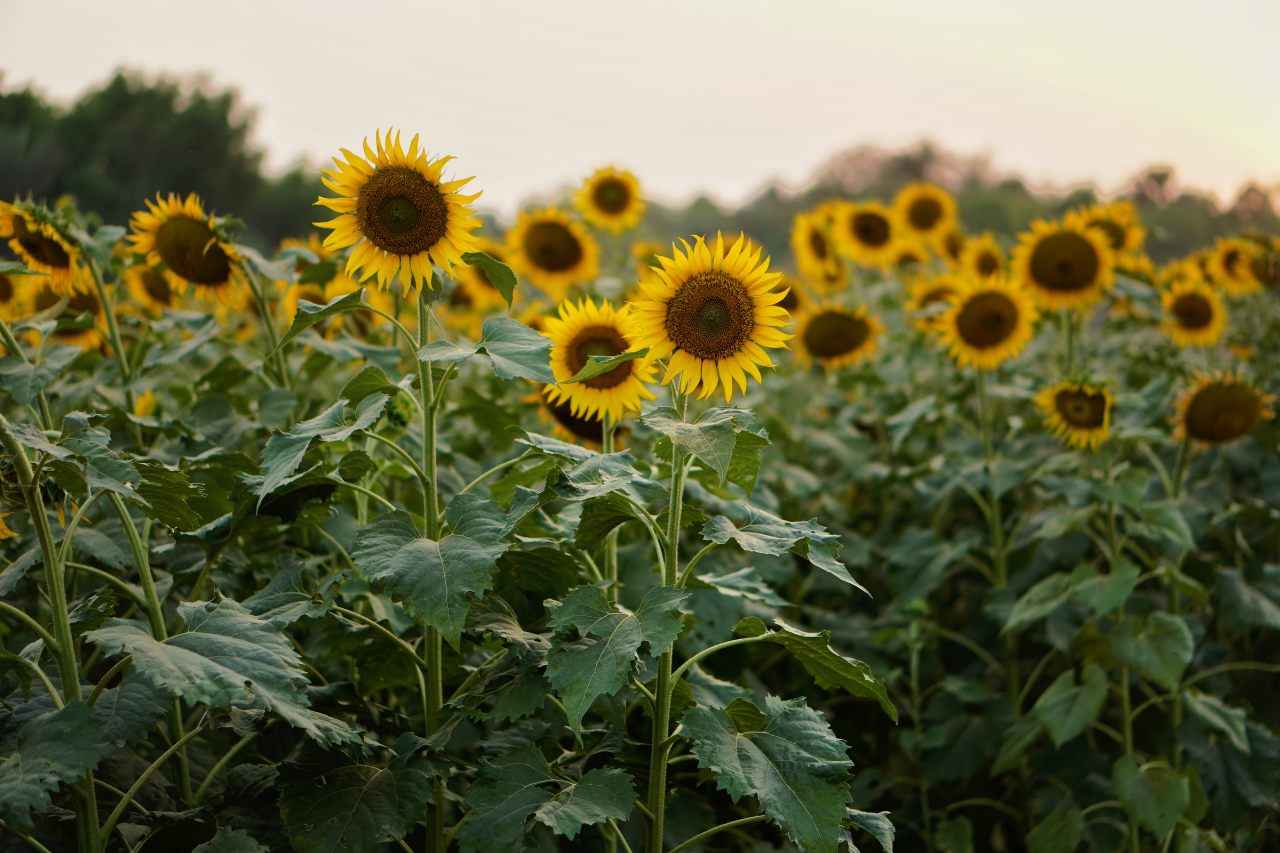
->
xmin=2 ymin=0 xmax=1278 ymax=218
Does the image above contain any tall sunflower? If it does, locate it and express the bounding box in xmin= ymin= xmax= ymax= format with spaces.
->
xmin=575 ymin=167 xmax=645 ymax=234
xmin=29 ymin=279 xmax=105 ymax=350
xmin=830 ymin=201 xmax=899 ymax=269
xmin=1160 ymin=278 xmax=1226 ymax=347
xmin=129 ymin=193 xmax=245 ymax=302
xmin=314 ymin=129 xmax=481 ymax=294
xmin=795 ymin=303 xmax=882 ymax=370
xmin=960 ymin=233 xmax=1005 ymax=279
xmin=1210 ymin=238 xmax=1262 ymax=296
xmin=1175 ymin=371 xmax=1274 ymax=446
xmin=893 ymin=183 xmax=956 ymax=248
xmin=0 ymin=200 xmax=90 ymax=295
xmin=625 ymin=233 xmax=791 ymax=402
xmin=507 ymin=208 xmax=599 ymax=300
xmin=905 ymin=275 xmax=962 ymax=333
xmin=937 ymin=275 xmax=1038 ymax=370
xmin=791 ymin=210 xmax=840 ymax=289
xmin=1067 ymin=200 xmax=1145 ymax=255
xmin=1036 ymin=380 xmax=1112 ymax=450
xmin=1011 ymin=219 xmax=1114 ymax=310
xmin=543 ymin=298 xmax=657 ymax=423
xmin=123 ymin=265 xmax=181 ymax=316
xmin=541 ymin=394 xmax=606 ymax=446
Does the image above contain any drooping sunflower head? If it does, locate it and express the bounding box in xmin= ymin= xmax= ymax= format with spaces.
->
xmin=507 ymin=207 xmax=600 ymax=301
xmin=314 ymin=129 xmax=482 ymax=294
xmin=544 ymin=298 xmax=658 ymax=423
xmin=0 ymin=200 xmax=89 ymax=295
xmin=905 ymin=275 xmax=962 ymax=333
xmin=1175 ymin=371 xmax=1275 ymax=446
xmin=770 ymin=275 xmax=809 ymax=319
xmin=625 ymin=233 xmax=791 ymax=402
xmin=938 ymin=274 xmax=1039 ymax=370
xmin=795 ymin=303 xmax=883 ymax=371
xmin=1210 ymin=238 xmax=1262 ymax=296
xmin=1036 ymin=380 xmax=1112 ymax=450
xmin=129 ymin=192 xmax=245 ymax=303
xmin=893 ymin=183 xmax=957 ymax=246
xmin=960 ymin=232 xmax=1005 ymax=279
xmin=1012 ymin=219 xmax=1115 ymax=310
xmin=830 ymin=201 xmax=899 ymax=269
xmin=575 ymin=167 xmax=645 ymax=234
xmin=1068 ymin=200 xmax=1145 ymax=255
xmin=123 ymin=264 xmax=182 ymax=317
xmin=791 ymin=210 xmax=841 ymax=288
xmin=30 ymin=279 xmax=105 ymax=349
xmin=1160 ymin=278 xmax=1226 ymax=348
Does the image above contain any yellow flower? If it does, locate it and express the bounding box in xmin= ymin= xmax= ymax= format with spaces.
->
xmin=123 ymin=265 xmax=181 ymax=316
xmin=791 ymin=210 xmax=842 ymax=290
xmin=543 ymin=298 xmax=658 ymax=423
xmin=892 ymin=240 xmax=930 ymax=273
xmin=133 ymin=389 xmax=158 ymax=419
xmin=625 ymin=233 xmax=791 ymax=403
xmin=129 ymin=193 xmax=245 ymax=303
xmin=1067 ymin=200 xmax=1145 ymax=255
xmin=1036 ymin=380 xmax=1112 ymax=450
xmin=539 ymin=393 xmax=607 ymax=447
xmin=514 ymin=299 xmax=553 ymax=335
xmin=830 ymin=201 xmax=899 ymax=269
xmin=0 ymin=510 xmax=17 ymax=540
xmin=1210 ymin=238 xmax=1262 ymax=296
xmin=314 ymin=129 xmax=482 ymax=294
xmin=0 ymin=201 xmax=90 ymax=295
xmin=1160 ymin=278 xmax=1226 ymax=347
xmin=939 ymin=227 xmax=966 ymax=267
xmin=26 ymin=279 xmax=105 ymax=350
xmin=1011 ymin=218 xmax=1115 ymax=310
xmin=959 ymin=232 xmax=1004 ymax=279
xmin=905 ymin=275 xmax=962 ymax=333
xmin=1175 ymin=371 xmax=1274 ymax=446
xmin=0 ymin=272 xmax=34 ymax=321
xmin=770 ymin=275 xmax=809 ymax=321
xmin=795 ymin=303 xmax=883 ymax=370
xmin=816 ymin=252 xmax=850 ymax=293
xmin=1116 ymin=251 xmax=1154 ymax=281
xmin=506 ymin=207 xmax=600 ymax=301
xmin=893 ymin=183 xmax=957 ymax=248
xmin=1247 ymin=237 xmax=1280 ymax=290
xmin=937 ymin=274 xmax=1038 ymax=370
xmin=575 ymin=167 xmax=645 ymax=234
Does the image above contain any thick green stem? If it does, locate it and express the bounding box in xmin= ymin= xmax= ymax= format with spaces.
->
xmin=603 ymin=414 xmax=619 ymax=603
xmin=192 ymin=734 xmax=255 ymax=805
xmin=976 ymin=372 xmax=1017 ymax=713
xmin=667 ymin=816 xmax=767 ymax=853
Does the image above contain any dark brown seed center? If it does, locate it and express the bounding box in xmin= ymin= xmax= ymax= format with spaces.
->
xmin=523 ymin=221 xmax=584 ymax=273
xmin=1055 ymin=389 xmax=1107 ymax=428
xmin=13 ymin=215 xmax=70 ymax=268
xmin=977 ymin=251 xmax=1000 ymax=277
xmin=566 ymin=325 xmax=633 ymax=389
xmin=1093 ymin=220 xmax=1127 ymax=251
xmin=0 ymin=275 xmax=13 ymax=304
xmin=808 ymin=228 xmax=828 ymax=260
xmin=1184 ymin=383 xmax=1262 ymax=443
xmin=957 ymin=291 xmax=1018 ymax=348
xmin=155 ymin=215 xmax=233 ymax=286
xmin=1029 ymin=232 xmax=1100 ymax=293
xmin=803 ymin=311 xmax=869 ymax=359
xmin=909 ymin=197 xmax=943 ymax=230
xmin=665 ymin=270 xmax=755 ymax=361
xmin=1171 ymin=293 xmax=1213 ymax=330
xmin=592 ymin=178 xmax=631 ymax=215
xmin=852 ymin=212 xmax=891 ymax=247
xmin=140 ymin=268 xmax=172 ymax=305
xmin=356 ymin=165 xmax=450 ymax=257
xmin=549 ymin=398 xmax=603 ymax=442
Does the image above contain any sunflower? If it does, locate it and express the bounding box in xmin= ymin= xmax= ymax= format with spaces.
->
xmin=1175 ymin=371 xmax=1275 ymax=446
xmin=791 ymin=210 xmax=841 ymax=289
xmin=1036 ymin=380 xmax=1112 ymax=450
xmin=816 ymin=252 xmax=850 ymax=293
xmin=123 ymin=265 xmax=181 ymax=316
xmin=0 ymin=272 xmax=33 ymax=321
xmin=543 ymin=298 xmax=657 ymax=423
xmin=830 ymin=201 xmax=899 ymax=269
xmin=507 ymin=207 xmax=600 ymax=300
xmin=892 ymin=240 xmax=930 ymax=273
xmin=905 ymin=275 xmax=962 ymax=333
xmin=1011 ymin=219 xmax=1114 ymax=310
xmin=542 ymin=395 xmax=606 ymax=446
xmin=1160 ymin=278 xmax=1226 ymax=347
xmin=452 ymin=236 xmax=513 ymax=314
xmin=959 ymin=233 xmax=1004 ymax=279
xmin=625 ymin=233 xmax=791 ymax=402
xmin=275 ymin=235 xmax=393 ymax=336
xmin=129 ymin=192 xmax=245 ymax=303
xmin=937 ymin=275 xmax=1038 ymax=370
xmin=1116 ymin=251 xmax=1154 ymax=281
xmin=314 ymin=129 xmax=481 ymax=294
xmin=575 ymin=167 xmax=645 ymax=234
xmin=893 ymin=183 xmax=957 ymax=248
xmin=0 ymin=200 xmax=90 ymax=295
xmin=770 ymin=275 xmax=809 ymax=319
xmin=795 ymin=303 xmax=883 ymax=370
xmin=29 ymin=279 xmax=104 ymax=349
xmin=939 ymin=228 xmax=966 ymax=266
xmin=514 ymin=299 xmax=553 ymax=335
xmin=1210 ymin=238 xmax=1262 ymax=296
xmin=1068 ymin=200 xmax=1145 ymax=255
xmin=1248 ymin=237 xmax=1280 ymax=290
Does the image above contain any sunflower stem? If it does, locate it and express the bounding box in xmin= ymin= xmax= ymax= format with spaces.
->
xmin=603 ymin=413 xmax=620 ymax=603
xmin=88 ymin=257 xmax=144 ymax=448
xmin=246 ymin=268 xmax=290 ymax=391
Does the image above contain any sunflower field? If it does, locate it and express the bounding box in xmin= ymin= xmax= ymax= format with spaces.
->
xmin=0 ymin=126 xmax=1278 ymax=853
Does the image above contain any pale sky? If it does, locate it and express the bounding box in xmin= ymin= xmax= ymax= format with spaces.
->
xmin=2 ymin=0 xmax=1278 ymax=218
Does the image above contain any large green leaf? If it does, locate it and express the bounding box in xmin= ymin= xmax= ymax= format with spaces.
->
xmin=1031 ymin=664 xmax=1106 ymax=747
xmin=340 ymin=364 xmax=403 ymax=406
xmin=256 ymin=395 xmax=389 ymax=506
xmin=417 ymin=318 xmax=554 ymax=383
xmin=1110 ymin=612 xmax=1193 ymax=690
xmin=1129 ymin=501 xmax=1194 ymax=549
xmin=460 ymin=251 xmax=518 ymax=307
xmin=0 ymin=344 xmax=78 ymax=406
xmin=684 ymin=696 xmax=853 ymax=853
xmin=0 ymin=702 xmax=114 ymax=833
xmin=1113 ymin=754 xmax=1190 ymax=839
xmin=1025 ymin=806 xmax=1084 ymax=853
xmin=458 ymin=744 xmax=634 ymax=853
xmin=1215 ymin=566 xmax=1280 ymax=629
xmin=545 ymin=584 xmax=689 ymax=735
xmin=273 ymin=289 xmax=372 ymax=353
xmin=703 ymin=507 xmax=865 ymax=591
xmin=733 ymin=617 xmax=896 ymax=721
xmin=932 ymin=817 xmax=973 ymax=853
xmin=845 ymin=809 xmax=895 ymax=853
xmin=1003 ymin=574 xmax=1074 ymax=633
xmin=689 ymin=566 xmax=788 ymax=606
xmin=242 ymin=555 xmax=336 ymax=626
xmin=574 ymin=492 xmax=639 ymax=549
xmin=133 ymin=459 xmax=206 ymax=531
xmin=546 ymin=452 xmax=641 ymax=501
xmin=1182 ymin=691 xmax=1249 ymax=754
xmin=642 ymin=406 xmax=751 ymax=482
xmin=725 ymin=429 xmax=771 ymax=498
xmin=1179 ymin=720 xmax=1279 ymax=830
xmin=85 ymin=600 xmax=360 ymax=747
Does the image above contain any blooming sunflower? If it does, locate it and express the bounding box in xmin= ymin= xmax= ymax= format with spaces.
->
xmin=453 ymin=236 xmax=513 ymax=314
xmin=625 ymin=233 xmax=791 ymax=402
xmin=575 ymin=167 xmax=645 ymax=234
xmin=1160 ymin=278 xmax=1226 ymax=347
xmin=830 ymin=201 xmax=899 ymax=269
xmin=939 ymin=228 xmax=966 ymax=267
xmin=543 ymin=298 xmax=657 ymax=423
xmin=514 ymin=299 xmax=553 ymax=335
xmin=791 ymin=210 xmax=841 ymax=289
xmin=1011 ymin=219 xmax=1115 ymax=310
xmin=0 ymin=272 xmax=32 ymax=321
xmin=1175 ymin=371 xmax=1274 ymax=446
xmin=507 ymin=207 xmax=599 ymax=300
xmin=1068 ymin=200 xmax=1145 ymax=255
xmin=29 ymin=279 xmax=105 ymax=349
xmin=314 ymin=129 xmax=481 ymax=294
xmin=129 ymin=192 xmax=245 ymax=303
xmin=0 ymin=200 xmax=90 ymax=295
xmin=892 ymin=240 xmax=930 ymax=273
xmin=1036 ymin=380 xmax=1112 ymax=450
xmin=938 ymin=275 xmax=1038 ymax=370
xmin=795 ymin=303 xmax=883 ymax=370
xmin=960 ymin=232 xmax=1004 ymax=279
xmin=905 ymin=275 xmax=962 ymax=333
xmin=893 ymin=183 xmax=957 ymax=248
xmin=123 ymin=265 xmax=181 ymax=316
xmin=1210 ymin=238 xmax=1262 ymax=296
xmin=1116 ymin=251 xmax=1155 ymax=281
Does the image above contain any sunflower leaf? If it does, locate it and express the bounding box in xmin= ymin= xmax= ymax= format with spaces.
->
xmin=0 ymin=260 xmax=45 ymax=276
xmin=0 ymin=344 xmax=79 ymax=406
xmin=0 ymin=702 xmax=115 ymax=833
xmin=273 ymin=289 xmax=371 ymax=354
xmin=255 ymin=396 xmax=388 ymax=506
xmin=340 ymin=364 xmax=402 ymax=406
xmin=642 ymin=406 xmax=751 ymax=482
xmin=564 ymin=348 xmax=650 ymax=384
xmin=418 ymin=318 xmax=554 ymax=383
xmin=702 ymin=506 xmax=867 ymax=592
xmin=1111 ymin=612 xmax=1194 ymax=690
xmin=461 ymin=251 xmax=519 ymax=308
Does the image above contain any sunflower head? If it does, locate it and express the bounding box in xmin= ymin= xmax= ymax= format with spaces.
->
xmin=123 ymin=264 xmax=182 ymax=317
xmin=771 ymin=275 xmax=808 ymax=318
xmin=0 ymin=200 xmax=89 ymax=295
xmin=1248 ymin=238 xmax=1280 ymax=290
xmin=939 ymin=228 xmax=966 ymax=266
xmin=575 ymin=167 xmax=645 ymax=234
xmin=831 ymin=201 xmax=899 ymax=269
xmin=0 ymin=271 xmax=36 ymax=323
xmin=960 ymin=232 xmax=1005 ymax=279
xmin=625 ymin=233 xmax=791 ymax=402
xmin=892 ymin=240 xmax=930 ymax=273
xmin=507 ymin=207 xmax=600 ymax=301
xmin=544 ymin=298 xmax=657 ymax=423
xmin=791 ymin=210 xmax=841 ymax=288
xmin=1116 ymin=251 xmax=1155 ymax=281
xmin=1036 ymin=380 xmax=1112 ymax=450
xmin=796 ymin=303 xmax=883 ymax=371
xmin=128 ymin=192 xmax=246 ymax=303
xmin=938 ymin=274 xmax=1039 ymax=370
xmin=893 ymin=183 xmax=957 ymax=246
xmin=1210 ymin=238 xmax=1262 ymax=296
xmin=543 ymin=395 xmax=606 ymax=446
xmin=1012 ymin=219 xmax=1115 ymax=310
xmin=1160 ymin=278 xmax=1226 ymax=348
xmin=905 ymin=275 xmax=962 ymax=333
xmin=30 ymin=279 xmax=105 ymax=350
xmin=1067 ymin=200 xmax=1145 ymax=255
xmin=1175 ymin=372 xmax=1275 ymax=446
xmin=314 ymin=129 xmax=481 ymax=295
xmin=632 ymin=240 xmax=666 ymax=289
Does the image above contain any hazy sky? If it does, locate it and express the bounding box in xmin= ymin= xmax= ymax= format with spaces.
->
xmin=2 ymin=0 xmax=1277 ymax=217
